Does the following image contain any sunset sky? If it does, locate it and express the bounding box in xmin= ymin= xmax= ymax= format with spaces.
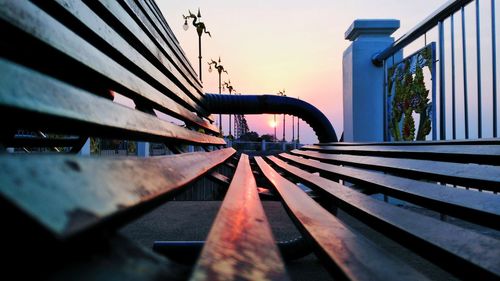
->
xmin=157 ymin=0 xmax=449 ymax=144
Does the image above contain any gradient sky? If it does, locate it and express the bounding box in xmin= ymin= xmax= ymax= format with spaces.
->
xmin=157 ymin=0 xmax=450 ymax=144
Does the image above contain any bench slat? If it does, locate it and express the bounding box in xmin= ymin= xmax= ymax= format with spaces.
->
xmin=121 ymin=0 xmax=201 ymax=88
xmin=267 ymin=156 xmax=500 ymax=280
xmin=49 ymin=0 xmax=206 ymax=117
xmin=254 ymin=157 xmax=428 ymax=281
xmin=303 ymin=144 xmax=500 ymax=165
xmin=319 ymin=139 xmax=500 ymax=146
xmin=279 ymin=153 xmax=500 ymax=230
xmin=0 ymin=59 xmax=224 ymax=145
xmin=0 ymin=148 xmax=235 ymax=239
xmin=0 ymin=0 xmax=217 ymax=133
xmin=291 ymin=149 xmax=500 ymax=191
xmin=191 ymin=154 xmax=288 ymax=281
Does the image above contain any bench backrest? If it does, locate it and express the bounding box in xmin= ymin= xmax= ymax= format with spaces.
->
xmin=0 ymin=1 xmax=235 ymax=276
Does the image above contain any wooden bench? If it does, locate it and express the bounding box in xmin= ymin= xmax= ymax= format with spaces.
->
xmin=1 ymin=1 xmax=499 ymax=280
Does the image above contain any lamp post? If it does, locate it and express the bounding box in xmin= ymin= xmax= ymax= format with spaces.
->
xmin=274 ymin=114 xmax=277 ymax=142
xmin=223 ymin=80 xmax=235 ymax=137
xmin=208 ymin=57 xmax=228 ymax=132
xmin=297 ymin=96 xmax=300 ymax=144
xmin=183 ymin=8 xmax=211 ymax=82
xmin=277 ymin=90 xmax=286 ymax=142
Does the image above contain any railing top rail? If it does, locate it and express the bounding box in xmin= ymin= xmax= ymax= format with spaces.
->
xmin=372 ymin=0 xmax=474 ymax=65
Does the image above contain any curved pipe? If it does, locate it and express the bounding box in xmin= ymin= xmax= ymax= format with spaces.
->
xmin=203 ymin=94 xmax=338 ymax=143
xmin=153 ymin=237 xmax=312 ymax=264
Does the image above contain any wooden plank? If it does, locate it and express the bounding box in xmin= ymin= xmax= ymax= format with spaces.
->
xmin=0 ymin=0 xmax=217 ymax=133
xmin=267 ymin=156 xmax=500 ymax=280
xmin=254 ymin=157 xmax=429 ymax=281
xmin=84 ymin=0 xmax=204 ymax=102
xmin=191 ymin=155 xmax=288 ymax=281
xmin=0 ymin=58 xmax=224 ymax=145
xmin=120 ymin=0 xmax=201 ymax=86
xmin=303 ymin=144 xmax=500 ymax=165
xmin=279 ymin=153 xmax=500 ymax=230
xmin=0 ymin=147 xmax=235 ymax=239
xmin=318 ymin=138 xmax=500 ymax=146
xmin=48 ymin=0 xmax=206 ymax=116
xmin=292 ymin=150 xmax=500 ymax=191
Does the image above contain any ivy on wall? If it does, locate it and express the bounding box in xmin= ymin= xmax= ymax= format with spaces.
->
xmin=387 ymin=44 xmax=434 ymax=141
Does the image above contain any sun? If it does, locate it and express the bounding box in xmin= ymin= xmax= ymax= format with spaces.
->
xmin=269 ymin=119 xmax=277 ymax=128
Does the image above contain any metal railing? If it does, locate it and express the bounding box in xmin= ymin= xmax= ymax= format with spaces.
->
xmin=374 ymin=0 xmax=498 ymax=140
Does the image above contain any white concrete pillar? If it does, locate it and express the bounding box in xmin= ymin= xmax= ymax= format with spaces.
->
xmin=343 ymin=20 xmax=400 ymax=142
xmin=137 ymin=142 xmax=150 ymax=157
xmin=261 ymin=140 xmax=266 ymax=151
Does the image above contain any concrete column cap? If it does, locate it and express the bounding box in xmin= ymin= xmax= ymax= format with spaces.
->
xmin=345 ymin=19 xmax=400 ymax=41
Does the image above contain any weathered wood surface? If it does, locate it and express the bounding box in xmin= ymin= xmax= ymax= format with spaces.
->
xmin=267 ymin=156 xmax=500 ymax=280
xmin=191 ymin=154 xmax=288 ymax=281
xmin=255 ymin=157 xmax=430 ymax=281
xmin=0 ymin=148 xmax=235 ymax=239
xmin=0 ymin=59 xmax=224 ymax=145
xmin=318 ymin=139 xmax=500 ymax=146
xmin=303 ymin=143 xmax=500 ymax=165
xmin=279 ymin=153 xmax=500 ymax=230
xmin=291 ymin=149 xmax=500 ymax=191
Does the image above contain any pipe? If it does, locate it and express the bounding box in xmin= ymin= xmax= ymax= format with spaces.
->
xmin=153 ymin=236 xmax=312 ymax=264
xmin=203 ymin=94 xmax=338 ymax=143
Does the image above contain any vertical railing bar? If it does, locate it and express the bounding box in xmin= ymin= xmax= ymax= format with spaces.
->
xmin=439 ymin=20 xmax=446 ymax=140
xmin=431 ymin=42 xmax=437 ymax=140
xmin=492 ymin=0 xmax=498 ymax=137
xmin=432 ymin=42 xmax=438 ymax=141
xmin=451 ymin=13 xmax=457 ymax=139
xmin=383 ymin=59 xmax=388 ymax=141
xmin=462 ymin=6 xmax=470 ymax=139
xmin=476 ymin=0 xmax=482 ymax=138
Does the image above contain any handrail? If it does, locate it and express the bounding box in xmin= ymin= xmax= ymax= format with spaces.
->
xmin=372 ymin=0 xmax=474 ymax=66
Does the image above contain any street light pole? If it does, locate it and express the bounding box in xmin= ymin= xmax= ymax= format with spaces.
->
xmin=183 ymin=8 xmax=211 ymax=82
xmin=208 ymin=57 xmax=228 ymax=132
xmin=274 ymin=114 xmax=277 ymax=142
xmin=223 ymin=80 xmax=235 ymax=137
xmin=297 ymin=96 xmax=300 ymax=144
xmin=277 ymin=90 xmax=286 ymax=142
